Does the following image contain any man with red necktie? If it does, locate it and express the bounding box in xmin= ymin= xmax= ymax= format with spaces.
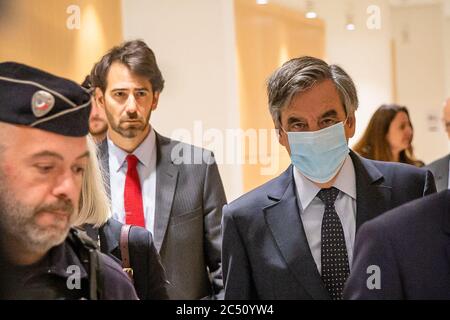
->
xmin=90 ymin=40 xmax=227 ymax=300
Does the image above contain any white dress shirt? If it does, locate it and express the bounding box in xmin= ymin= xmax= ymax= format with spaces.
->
xmin=108 ymin=128 xmax=157 ymax=233
xmin=293 ymin=155 xmax=357 ymax=275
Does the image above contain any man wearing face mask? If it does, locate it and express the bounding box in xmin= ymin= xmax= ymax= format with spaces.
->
xmin=222 ymin=56 xmax=436 ymax=300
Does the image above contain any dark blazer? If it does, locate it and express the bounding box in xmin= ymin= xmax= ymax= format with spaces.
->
xmin=98 ymin=132 xmax=227 ymax=299
xmin=344 ymin=190 xmax=450 ymax=299
xmin=85 ymin=218 xmax=169 ymax=300
xmin=426 ymin=154 xmax=449 ymax=192
xmin=222 ymin=151 xmax=436 ymax=300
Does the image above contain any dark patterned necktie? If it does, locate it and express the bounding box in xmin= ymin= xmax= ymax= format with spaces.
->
xmin=317 ymin=187 xmax=350 ymax=300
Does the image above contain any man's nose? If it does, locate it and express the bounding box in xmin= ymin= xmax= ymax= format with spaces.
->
xmin=90 ymin=107 xmax=100 ymax=118
xmin=125 ymin=95 xmax=138 ymax=114
xmin=52 ymin=171 xmax=80 ymax=205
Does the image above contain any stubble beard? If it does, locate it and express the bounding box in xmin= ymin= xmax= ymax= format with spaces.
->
xmin=0 ymin=178 xmax=75 ymax=257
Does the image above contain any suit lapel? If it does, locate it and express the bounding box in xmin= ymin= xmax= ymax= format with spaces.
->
xmin=154 ymin=133 xmax=179 ymax=252
xmin=443 ymin=190 xmax=450 ymax=228
xmin=434 ymin=156 xmax=449 ymax=192
xmin=98 ymin=139 xmax=111 ymax=200
xmin=263 ymin=167 xmax=330 ymax=300
xmin=350 ymin=151 xmax=392 ymax=229
xmin=99 ymin=219 xmax=120 ymax=254
xmin=82 ymin=219 xmax=119 ymax=255
xmin=262 ymin=153 xmax=392 ymax=298
xmin=97 ymin=134 xmax=178 ymax=252
xmin=439 ymin=191 xmax=450 ymax=270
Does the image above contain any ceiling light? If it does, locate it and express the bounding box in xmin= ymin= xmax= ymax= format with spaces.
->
xmin=346 ymin=23 xmax=355 ymax=31
xmin=305 ymin=0 xmax=317 ymax=19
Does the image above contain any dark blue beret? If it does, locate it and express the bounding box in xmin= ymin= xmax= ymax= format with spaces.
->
xmin=0 ymin=62 xmax=91 ymax=137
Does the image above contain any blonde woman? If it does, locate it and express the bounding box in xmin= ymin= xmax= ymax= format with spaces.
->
xmin=76 ymin=135 xmax=169 ymax=300
xmin=73 ymin=135 xmax=110 ymax=228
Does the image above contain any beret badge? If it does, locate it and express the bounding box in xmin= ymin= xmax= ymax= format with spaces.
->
xmin=31 ymin=90 xmax=55 ymax=118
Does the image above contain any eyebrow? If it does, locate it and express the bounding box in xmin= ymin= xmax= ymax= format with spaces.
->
xmin=287 ymin=116 xmax=307 ymax=125
xmin=30 ymin=150 xmax=90 ymax=161
xmin=319 ymin=109 xmax=338 ymax=119
xmin=77 ymin=151 xmax=90 ymax=160
xmin=111 ymin=88 xmax=150 ymax=92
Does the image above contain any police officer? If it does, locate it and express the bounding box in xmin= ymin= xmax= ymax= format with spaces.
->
xmin=0 ymin=62 xmax=138 ymax=300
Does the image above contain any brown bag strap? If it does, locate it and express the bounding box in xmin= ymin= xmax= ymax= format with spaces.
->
xmin=120 ymin=224 xmax=133 ymax=282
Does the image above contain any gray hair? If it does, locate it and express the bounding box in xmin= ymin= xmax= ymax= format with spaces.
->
xmin=267 ymin=56 xmax=358 ymax=128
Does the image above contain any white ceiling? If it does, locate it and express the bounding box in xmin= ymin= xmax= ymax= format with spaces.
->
xmin=389 ymin=0 xmax=442 ymax=7
xmin=270 ymin=0 xmax=450 ymax=17
xmin=389 ymin=0 xmax=450 ymax=16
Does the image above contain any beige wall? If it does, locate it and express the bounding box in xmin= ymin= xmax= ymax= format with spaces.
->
xmin=256 ymin=0 xmax=449 ymax=163
xmin=235 ymin=0 xmax=325 ymax=192
xmin=391 ymin=3 xmax=448 ymax=163
xmin=0 ymin=0 xmax=123 ymax=83
xmin=445 ymin=16 xmax=450 ymax=99
xmin=121 ymin=0 xmax=243 ymax=201
xmin=274 ymin=0 xmax=394 ymax=146
xmin=317 ymin=0 xmax=394 ymax=147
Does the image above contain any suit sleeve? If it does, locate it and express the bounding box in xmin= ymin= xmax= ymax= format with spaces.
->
xmin=203 ymin=152 xmax=227 ymax=299
xmin=145 ymin=232 xmax=170 ymax=300
xmin=222 ymin=206 xmax=256 ymax=300
xmin=423 ymin=169 xmax=437 ymax=196
xmin=344 ymin=219 xmax=403 ymax=299
xmin=99 ymin=253 xmax=140 ymax=300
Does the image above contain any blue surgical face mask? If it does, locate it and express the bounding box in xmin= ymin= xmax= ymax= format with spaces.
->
xmin=285 ymin=121 xmax=349 ymax=184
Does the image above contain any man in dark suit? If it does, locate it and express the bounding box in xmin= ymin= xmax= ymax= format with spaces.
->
xmin=222 ymin=56 xmax=436 ymax=300
xmin=344 ymin=190 xmax=450 ymax=299
xmin=91 ymin=40 xmax=227 ymax=299
xmin=426 ymin=98 xmax=450 ymax=192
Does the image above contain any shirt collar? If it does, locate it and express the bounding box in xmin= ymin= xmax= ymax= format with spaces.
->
xmin=333 ymin=154 xmax=357 ymax=200
xmin=107 ymin=127 xmax=156 ymax=172
xmin=293 ymin=154 xmax=356 ymax=211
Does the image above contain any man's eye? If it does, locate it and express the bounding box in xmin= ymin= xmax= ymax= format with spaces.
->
xmin=114 ymin=92 xmax=126 ymax=97
xmin=321 ymin=118 xmax=336 ymax=126
xmin=35 ymin=165 xmax=54 ymax=173
xmin=136 ymin=91 xmax=147 ymax=97
xmin=292 ymin=123 xmax=307 ymax=130
xmin=73 ymin=166 xmax=86 ymax=175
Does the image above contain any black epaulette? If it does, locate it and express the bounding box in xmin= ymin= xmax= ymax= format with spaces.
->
xmin=67 ymin=228 xmax=104 ymax=300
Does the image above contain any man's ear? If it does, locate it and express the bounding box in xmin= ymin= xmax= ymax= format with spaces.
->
xmin=277 ymin=125 xmax=288 ymax=147
xmin=345 ymin=114 xmax=356 ymax=139
xmin=151 ymin=91 xmax=160 ymax=111
xmin=95 ymin=87 xmax=105 ymax=109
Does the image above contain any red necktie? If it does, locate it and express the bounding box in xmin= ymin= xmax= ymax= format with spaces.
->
xmin=124 ymin=154 xmax=145 ymax=227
